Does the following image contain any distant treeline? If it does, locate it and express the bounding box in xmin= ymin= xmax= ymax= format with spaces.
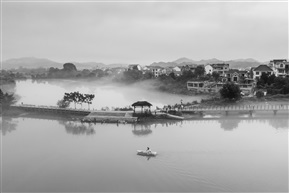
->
xmin=47 ymin=63 xmax=109 ymax=79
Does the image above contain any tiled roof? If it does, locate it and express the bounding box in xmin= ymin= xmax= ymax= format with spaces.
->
xmin=270 ymin=59 xmax=287 ymax=63
xmin=211 ymin=63 xmax=229 ymax=67
xmin=227 ymin=69 xmax=239 ymax=74
xmin=253 ymin=65 xmax=273 ymax=72
xmin=150 ymin=66 xmax=164 ymax=69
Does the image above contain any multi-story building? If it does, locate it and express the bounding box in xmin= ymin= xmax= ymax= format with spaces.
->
xmin=149 ymin=66 xmax=164 ymax=77
xmin=225 ymin=69 xmax=240 ymax=82
xmin=224 ymin=69 xmax=249 ymax=82
xmin=269 ymin=59 xmax=289 ymax=77
xmin=211 ymin=63 xmax=229 ymax=76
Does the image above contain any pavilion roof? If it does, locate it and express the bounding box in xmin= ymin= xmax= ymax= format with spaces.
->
xmin=131 ymin=101 xmax=152 ymax=107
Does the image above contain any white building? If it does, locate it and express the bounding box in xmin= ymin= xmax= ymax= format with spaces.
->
xmin=269 ymin=59 xmax=289 ymax=77
xmin=252 ymin=65 xmax=273 ymax=79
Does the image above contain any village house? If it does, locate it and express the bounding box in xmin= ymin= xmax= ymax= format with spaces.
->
xmin=204 ymin=64 xmax=213 ymax=74
xmin=142 ymin=66 xmax=150 ymax=71
xmin=224 ymin=69 xmax=249 ymax=82
xmin=173 ymin=66 xmax=182 ymax=76
xmin=128 ymin=64 xmax=142 ymax=71
xmin=252 ymin=65 xmax=273 ymax=79
xmin=141 ymin=66 xmax=152 ymax=75
xmin=225 ymin=69 xmax=240 ymax=82
xmin=238 ymin=70 xmax=248 ymax=78
xmin=150 ymin=66 xmax=164 ymax=78
xmin=211 ymin=63 xmax=229 ymax=76
xmin=181 ymin=64 xmax=198 ymax=73
xmin=187 ymin=80 xmax=254 ymax=95
xmin=269 ymin=59 xmax=289 ymax=77
xmin=173 ymin=66 xmax=181 ymax=72
xmin=110 ymin=67 xmax=126 ymax=75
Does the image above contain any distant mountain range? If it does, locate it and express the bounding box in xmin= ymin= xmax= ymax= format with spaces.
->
xmin=150 ymin=57 xmax=266 ymax=69
xmin=1 ymin=57 xmax=129 ymax=70
xmin=2 ymin=57 xmax=267 ymax=70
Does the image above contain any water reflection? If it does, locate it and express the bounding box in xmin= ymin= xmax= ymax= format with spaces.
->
xmin=132 ymin=120 xmax=183 ymax=136
xmin=31 ymin=79 xmax=47 ymax=84
xmin=0 ymin=117 xmax=18 ymax=135
xmin=132 ymin=124 xmax=152 ymax=136
xmin=137 ymin=153 xmax=156 ymax=161
xmin=218 ymin=118 xmax=288 ymax=131
xmin=268 ymin=118 xmax=288 ymax=130
xmin=218 ymin=118 xmax=241 ymax=131
xmin=59 ymin=120 xmax=95 ymax=135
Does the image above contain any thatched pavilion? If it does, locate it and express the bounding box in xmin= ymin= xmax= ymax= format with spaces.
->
xmin=131 ymin=101 xmax=152 ymax=113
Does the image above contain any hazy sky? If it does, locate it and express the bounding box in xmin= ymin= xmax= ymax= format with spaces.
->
xmin=2 ymin=1 xmax=288 ymax=65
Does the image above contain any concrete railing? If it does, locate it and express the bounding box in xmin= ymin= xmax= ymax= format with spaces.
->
xmin=181 ymin=104 xmax=289 ymax=112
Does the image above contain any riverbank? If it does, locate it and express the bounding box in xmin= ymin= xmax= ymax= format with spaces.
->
xmin=197 ymin=94 xmax=289 ymax=107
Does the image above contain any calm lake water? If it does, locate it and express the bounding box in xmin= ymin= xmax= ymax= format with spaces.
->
xmin=1 ymin=79 xmax=288 ymax=192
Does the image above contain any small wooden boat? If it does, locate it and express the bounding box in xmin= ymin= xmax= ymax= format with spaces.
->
xmin=166 ymin=113 xmax=184 ymax=120
xmin=137 ymin=150 xmax=157 ymax=156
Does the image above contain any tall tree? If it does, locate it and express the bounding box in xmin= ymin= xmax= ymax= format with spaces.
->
xmin=194 ymin=66 xmax=205 ymax=77
xmin=219 ymin=82 xmax=241 ymax=100
xmin=64 ymin=92 xmax=75 ymax=108
xmin=212 ymin=71 xmax=220 ymax=82
xmin=84 ymin=94 xmax=95 ymax=109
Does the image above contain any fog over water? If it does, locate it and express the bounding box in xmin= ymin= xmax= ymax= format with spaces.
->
xmin=12 ymin=79 xmax=207 ymax=109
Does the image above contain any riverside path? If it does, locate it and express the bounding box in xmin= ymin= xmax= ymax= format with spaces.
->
xmin=10 ymin=104 xmax=91 ymax=115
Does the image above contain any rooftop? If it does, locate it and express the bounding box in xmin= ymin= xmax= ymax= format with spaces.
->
xmin=211 ymin=63 xmax=229 ymax=67
xmin=131 ymin=101 xmax=153 ymax=107
xmin=254 ymin=65 xmax=273 ymax=72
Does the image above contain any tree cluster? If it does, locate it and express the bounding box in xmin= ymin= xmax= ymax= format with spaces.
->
xmin=257 ymin=74 xmax=289 ymax=95
xmin=0 ymin=70 xmax=26 ymax=85
xmin=219 ymin=82 xmax=241 ymax=100
xmin=0 ymin=89 xmax=16 ymax=112
xmin=57 ymin=91 xmax=95 ymax=109
xmin=48 ymin=63 xmax=78 ymax=78
xmin=119 ymin=69 xmax=154 ymax=83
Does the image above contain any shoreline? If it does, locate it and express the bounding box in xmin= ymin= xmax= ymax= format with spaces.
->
xmin=2 ymin=100 xmax=288 ymax=125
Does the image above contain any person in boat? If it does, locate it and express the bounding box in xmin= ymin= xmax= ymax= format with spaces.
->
xmin=146 ymin=147 xmax=152 ymax=154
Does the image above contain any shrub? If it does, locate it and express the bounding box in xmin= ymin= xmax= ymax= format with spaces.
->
xmin=256 ymin=90 xmax=264 ymax=98
xmin=57 ymin=99 xmax=70 ymax=108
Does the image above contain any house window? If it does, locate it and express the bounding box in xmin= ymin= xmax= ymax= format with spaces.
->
xmin=187 ymin=83 xmax=194 ymax=87
xmin=280 ymin=64 xmax=283 ymax=68
xmin=279 ymin=69 xmax=284 ymax=73
xmin=256 ymin=72 xmax=260 ymax=75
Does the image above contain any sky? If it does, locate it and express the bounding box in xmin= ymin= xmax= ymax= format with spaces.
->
xmin=1 ymin=1 xmax=288 ymax=65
